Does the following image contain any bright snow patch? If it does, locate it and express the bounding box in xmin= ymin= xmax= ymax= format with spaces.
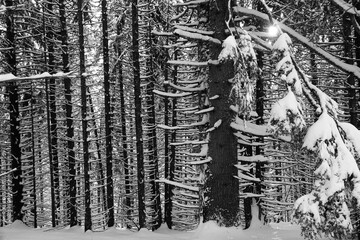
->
xmin=0 ymin=220 xmax=307 ymax=240
xmin=218 ymin=35 xmax=239 ymax=62
xmin=272 ymin=33 xmax=292 ymax=52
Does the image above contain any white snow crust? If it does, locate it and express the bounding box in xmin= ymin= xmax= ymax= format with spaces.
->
xmin=0 ymin=219 xmax=306 ymax=240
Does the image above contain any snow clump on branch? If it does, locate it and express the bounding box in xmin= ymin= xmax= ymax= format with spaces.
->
xmin=218 ymin=35 xmax=239 ymax=62
xmin=218 ymin=33 xmax=258 ymax=119
xmin=267 ymin=90 xmax=306 ymax=137
xmin=273 ymin=33 xmax=302 ymax=95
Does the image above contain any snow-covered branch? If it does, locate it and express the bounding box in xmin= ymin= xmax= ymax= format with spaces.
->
xmin=233 ymin=6 xmax=360 ymax=79
xmin=156 ymin=178 xmax=199 ymax=192
xmin=330 ymin=0 xmax=360 ymax=17
xmin=0 ymin=71 xmax=75 ymax=83
xmin=0 ymin=168 xmax=17 ymax=177
xmin=174 ymin=29 xmax=221 ymax=45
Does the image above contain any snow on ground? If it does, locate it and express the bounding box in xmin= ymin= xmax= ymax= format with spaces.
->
xmin=0 ymin=220 xmax=310 ymax=240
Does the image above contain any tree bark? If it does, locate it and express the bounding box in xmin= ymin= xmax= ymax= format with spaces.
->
xmin=343 ymin=13 xmax=357 ymax=126
xmin=46 ymin=0 xmax=60 ymax=226
xmin=132 ymin=0 xmax=146 ymax=228
xmin=101 ymin=0 xmax=115 ymax=228
xmin=59 ymin=0 xmax=77 ymax=227
xmin=5 ymin=0 xmax=23 ymax=223
xmin=77 ymin=0 xmax=92 ymax=231
xmin=116 ymin=15 xmax=132 ymax=224
xmin=203 ymin=0 xmax=239 ymax=226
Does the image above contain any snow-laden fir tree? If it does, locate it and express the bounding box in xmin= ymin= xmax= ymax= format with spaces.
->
xmin=267 ymin=32 xmax=360 ymax=239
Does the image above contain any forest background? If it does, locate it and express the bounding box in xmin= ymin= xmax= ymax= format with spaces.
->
xmin=2 ymin=0 xmax=360 ymax=239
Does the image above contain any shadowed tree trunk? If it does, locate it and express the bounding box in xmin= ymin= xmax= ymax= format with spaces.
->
xmin=44 ymin=0 xmax=60 ymax=227
xmin=101 ymin=0 xmax=115 ymax=228
xmin=132 ymin=0 xmax=146 ymax=228
xmin=5 ymin=0 xmax=23 ymax=223
xmin=343 ymin=12 xmax=357 ymax=126
xmin=203 ymin=0 xmax=239 ymax=226
xmin=77 ymin=0 xmax=92 ymax=231
xmin=115 ymin=15 xmax=132 ymax=223
xmin=59 ymin=0 xmax=77 ymax=227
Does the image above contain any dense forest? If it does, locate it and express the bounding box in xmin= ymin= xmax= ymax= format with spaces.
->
xmin=1 ymin=0 xmax=360 ymax=239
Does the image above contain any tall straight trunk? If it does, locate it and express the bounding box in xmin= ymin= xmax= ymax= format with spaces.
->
xmin=116 ymin=16 xmax=131 ymax=221
xmin=46 ymin=0 xmax=60 ymax=226
xmin=166 ymin=50 xmax=178 ymax=229
xmin=343 ymin=13 xmax=357 ymax=126
xmin=0 ymin=153 xmax=2 ymax=227
xmin=42 ymin=0 xmax=57 ymax=227
xmin=352 ymin=2 xmax=360 ymax=239
xmin=101 ymin=0 xmax=114 ymax=227
xmin=30 ymin=84 xmax=37 ymax=228
xmin=204 ymin=0 xmax=239 ymax=226
xmin=59 ymin=0 xmax=77 ymax=227
xmin=356 ymin=1 xmax=360 ymax=130
xmin=45 ymin=79 xmax=56 ymax=227
xmin=163 ymin=72 xmax=170 ymax=227
xmin=255 ymin=50 xmax=265 ymax=223
xmin=77 ymin=0 xmax=92 ymax=231
xmin=163 ymin=4 xmax=172 ymax=228
xmin=5 ymin=0 xmax=23 ymax=222
xmin=145 ymin=2 xmax=161 ymax=229
xmin=132 ymin=0 xmax=146 ymax=228
xmin=87 ymin=89 xmax=107 ymax=225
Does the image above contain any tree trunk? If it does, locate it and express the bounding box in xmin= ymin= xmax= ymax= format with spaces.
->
xmin=77 ymin=0 xmax=92 ymax=231
xmin=132 ymin=0 xmax=146 ymax=228
xmin=255 ymin=50 xmax=265 ymax=223
xmin=343 ymin=13 xmax=357 ymax=126
xmin=101 ymin=0 xmax=115 ymax=228
xmin=116 ymin=15 xmax=132 ymax=223
xmin=204 ymin=0 xmax=239 ymax=226
xmin=29 ymin=84 xmax=37 ymax=228
xmin=145 ymin=1 xmax=161 ymax=229
xmin=87 ymin=89 xmax=107 ymax=228
xmin=5 ymin=0 xmax=23 ymax=223
xmin=59 ymin=0 xmax=77 ymax=227
xmin=46 ymin=0 xmax=60 ymax=226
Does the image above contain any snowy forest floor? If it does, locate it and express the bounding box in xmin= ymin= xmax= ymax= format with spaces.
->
xmin=0 ymin=220 xmax=328 ymax=240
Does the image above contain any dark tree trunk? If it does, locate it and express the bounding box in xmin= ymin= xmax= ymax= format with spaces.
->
xmin=87 ymin=89 xmax=107 ymax=226
xmin=310 ymin=52 xmax=318 ymax=86
xmin=145 ymin=3 xmax=161 ymax=228
xmin=356 ymin=1 xmax=360 ymax=129
xmin=77 ymin=0 xmax=92 ymax=231
xmin=46 ymin=0 xmax=60 ymax=226
xmin=101 ymin=0 xmax=115 ymax=228
xmin=255 ymin=50 xmax=265 ymax=223
xmin=166 ymin=50 xmax=178 ymax=229
xmin=343 ymin=13 xmax=357 ymax=126
xmin=352 ymin=2 xmax=360 ymax=239
xmin=203 ymin=0 xmax=239 ymax=226
xmin=163 ymin=5 xmax=174 ymax=228
xmin=132 ymin=0 xmax=146 ymax=228
xmin=59 ymin=0 xmax=77 ymax=227
xmin=29 ymin=85 xmax=37 ymax=228
xmin=5 ymin=0 xmax=23 ymax=223
xmin=116 ymin=16 xmax=132 ymax=222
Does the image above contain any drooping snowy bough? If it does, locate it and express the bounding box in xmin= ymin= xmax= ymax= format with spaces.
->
xmin=266 ymin=32 xmax=360 ymax=239
xmin=293 ymin=111 xmax=360 ymax=239
xmin=218 ymin=33 xmax=258 ymax=119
